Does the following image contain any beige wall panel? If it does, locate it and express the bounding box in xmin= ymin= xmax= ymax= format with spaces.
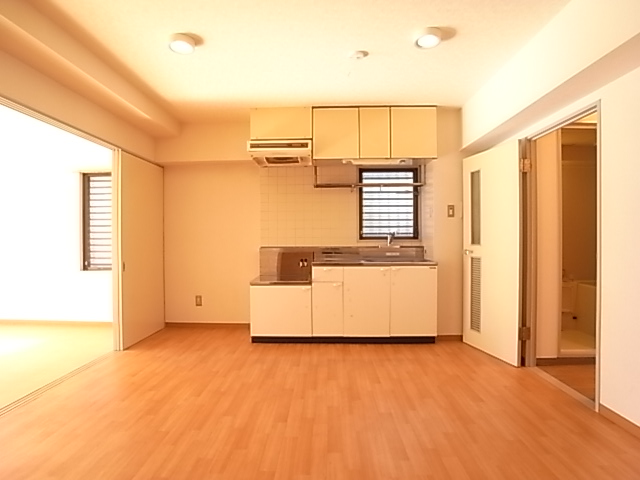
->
xmin=0 ymin=52 xmax=154 ymax=159
xmin=535 ymin=130 xmax=562 ymax=359
xmin=118 ymin=152 xmax=165 ymax=348
xmin=431 ymin=107 xmax=463 ymax=335
xmin=156 ymin=121 xmax=251 ymax=164
xmin=562 ymin=145 xmax=597 ymax=282
xmin=462 ymin=0 xmax=640 ymax=149
xmin=164 ymin=163 xmax=260 ymax=324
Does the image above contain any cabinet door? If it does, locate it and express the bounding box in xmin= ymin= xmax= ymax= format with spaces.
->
xmin=312 ymin=282 xmax=344 ymax=336
xmin=390 ymin=107 xmax=437 ymax=158
xmin=359 ymin=107 xmax=390 ymax=158
xmin=313 ymin=108 xmax=359 ymax=159
xmin=343 ymin=267 xmax=390 ymax=336
xmin=250 ymin=285 xmax=311 ymax=336
xmin=250 ymin=107 xmax=312 ymax=139
xmin=390 ymin=266 xmax=438 ymax=336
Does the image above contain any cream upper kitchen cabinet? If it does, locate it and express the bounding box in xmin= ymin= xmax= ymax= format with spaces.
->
xmin=390 ymin=106 xmax=437 ymax=158
xmin=343 ymin=266 xmax=390 ymax=336
xmin=250 ymin=285 xmax=311 ymax=337
xmin=250 ymin=107 xmax=311 ymax=139
xmin=312 ymin=108 xmax=359 ymax=159
xmin=389 ymin=266 xmax=438 ymax=336
xmin=359 ymin=107 xmax=390 ymax=158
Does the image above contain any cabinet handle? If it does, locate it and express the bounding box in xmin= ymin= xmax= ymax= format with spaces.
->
xmin=333 ymin=283 xmax=341 ymax=287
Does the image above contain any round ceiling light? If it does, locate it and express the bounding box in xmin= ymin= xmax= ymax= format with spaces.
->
xmin=415 ymin=27 xmax=442 ymax=49
xmin=169 ymin=33 xmax=196 ymax=54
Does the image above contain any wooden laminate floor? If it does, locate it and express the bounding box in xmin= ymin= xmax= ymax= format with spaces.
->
xmin=1 ymin=325 xmax=639 ymax=480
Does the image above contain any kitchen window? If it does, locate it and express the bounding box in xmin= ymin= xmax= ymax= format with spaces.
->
xmin=359 ymin=168 xmax=419 ymax=239
xmin=82 ymin=172 xmax=112 ymax=270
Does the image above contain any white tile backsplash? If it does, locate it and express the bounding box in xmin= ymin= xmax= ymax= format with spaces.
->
xmin=259 ymin=166 xmax=359 ymax=246
xmin=259 ymin=164 xmax=434 ymax=248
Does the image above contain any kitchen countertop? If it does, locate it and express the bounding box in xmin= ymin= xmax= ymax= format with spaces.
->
xmin=251 ymin=258 xmax=438 ymax=286
xmin=312 ymin=259 xmax=438 ymax=266
xmin=250 ymin=275 xmax=311 ymax=286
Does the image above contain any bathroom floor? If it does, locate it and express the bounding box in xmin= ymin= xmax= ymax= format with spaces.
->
xmin=560 ymin=328 xmax=595 ymax=354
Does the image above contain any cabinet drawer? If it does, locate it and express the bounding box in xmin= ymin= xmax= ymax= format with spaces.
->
xmin=312 ymin=266 xmax=344 ymax=282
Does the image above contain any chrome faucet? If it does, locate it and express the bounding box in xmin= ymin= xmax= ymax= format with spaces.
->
xmin=386 ymin=231 xmax=396 ymax=247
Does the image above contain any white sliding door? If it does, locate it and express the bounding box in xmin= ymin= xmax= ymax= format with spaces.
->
xmin=113 ymin=151 xmax=165 ymax=349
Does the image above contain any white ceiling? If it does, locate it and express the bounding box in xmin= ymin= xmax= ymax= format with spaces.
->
xmin=28 ymin=0 xmax=570 ymax=123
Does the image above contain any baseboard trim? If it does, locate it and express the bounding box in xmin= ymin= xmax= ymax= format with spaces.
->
xmin=536 ymin=357 xmax=596 ymax=366
xmin=437 ymin=334 xmax=463 ymax=341
xmin=252 ymin=336 xmax=436 ymax=344
xmin=600 ymin=405 xmax=640 ymax=440
xmin=165 ymin=322 xmax=248 ymax=328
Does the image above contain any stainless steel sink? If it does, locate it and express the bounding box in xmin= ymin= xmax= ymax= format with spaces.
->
xmin=359 ymin=257 xmax=418 ymax=263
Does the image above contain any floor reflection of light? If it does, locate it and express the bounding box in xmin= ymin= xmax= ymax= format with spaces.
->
xmin=0 ymin=337 xmax=44 ymax=355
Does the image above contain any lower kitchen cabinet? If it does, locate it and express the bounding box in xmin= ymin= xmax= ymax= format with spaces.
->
xmin=312 ymin=281 xmax=344 ymax=336
xmin=390 ymin=266 xmax=438 ymax=336
xmin=250 ymin=285 xmax=311 ymax=337
xmin=343 ymin=267 xmax=391 ymax=336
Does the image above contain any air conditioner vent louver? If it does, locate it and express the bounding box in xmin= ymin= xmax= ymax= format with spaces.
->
xmin=247 ymin=139 xmax=312 ymax=167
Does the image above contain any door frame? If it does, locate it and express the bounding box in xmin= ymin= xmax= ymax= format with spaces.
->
xmin=0 ymin=95 xmax=123 ymax=351
xmin=519 ymin=103 xmax=601 ymax=408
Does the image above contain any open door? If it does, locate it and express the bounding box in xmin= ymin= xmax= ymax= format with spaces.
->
xmin=113 ymin=150 xmax=165 ymax=349
xmin=462 ymin=141 xmax=521 ymax=366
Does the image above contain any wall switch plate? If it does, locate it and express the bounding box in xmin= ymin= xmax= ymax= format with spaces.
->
xmin=195 ymin=295 xmax=203 ymax=306
xmin=447 ymin=205 xmax=455 ymax=217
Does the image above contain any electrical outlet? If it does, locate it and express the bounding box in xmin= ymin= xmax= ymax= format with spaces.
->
xmin=195 ymin=295 xmax=203 ymax=306
xmin=447 ymin=205 xmax=455 ymax=217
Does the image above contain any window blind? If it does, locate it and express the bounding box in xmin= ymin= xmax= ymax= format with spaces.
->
xmin=359 ymin=169 xmax=418 ymax=239
xmin=82 ymin=173 xmax=112 ymax=270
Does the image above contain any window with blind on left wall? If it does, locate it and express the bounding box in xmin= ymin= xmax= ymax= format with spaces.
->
xmin=82 ymin=172 xmax=112 ymax=270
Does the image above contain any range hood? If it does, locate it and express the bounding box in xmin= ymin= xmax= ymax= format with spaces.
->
xmin=247 ymin=139 xmax=312 ymax=167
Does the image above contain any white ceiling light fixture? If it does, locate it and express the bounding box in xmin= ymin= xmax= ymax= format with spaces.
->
xmin=169 ymin=33 xmax=196 ymax=54
xmin=415 ymin=27 xmax=442 ymax=49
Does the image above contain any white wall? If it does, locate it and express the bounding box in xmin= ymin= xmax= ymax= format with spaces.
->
xmin=493 ymin=67 xmax=640 ymax=427
xmin=432 ymin=108 xmax=463 ymax=335
xmin=0 ymin=105 xmax=112 ymax=322
xmin=463 ymin=0 xmax=640 ymax=153
xmin=164 ymin=162 xmax=260 ymax=324
xmin=0 ymin=52 xmax=155 ymax=160
xmin=461 ymin=0 xmax=640 ymax=428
